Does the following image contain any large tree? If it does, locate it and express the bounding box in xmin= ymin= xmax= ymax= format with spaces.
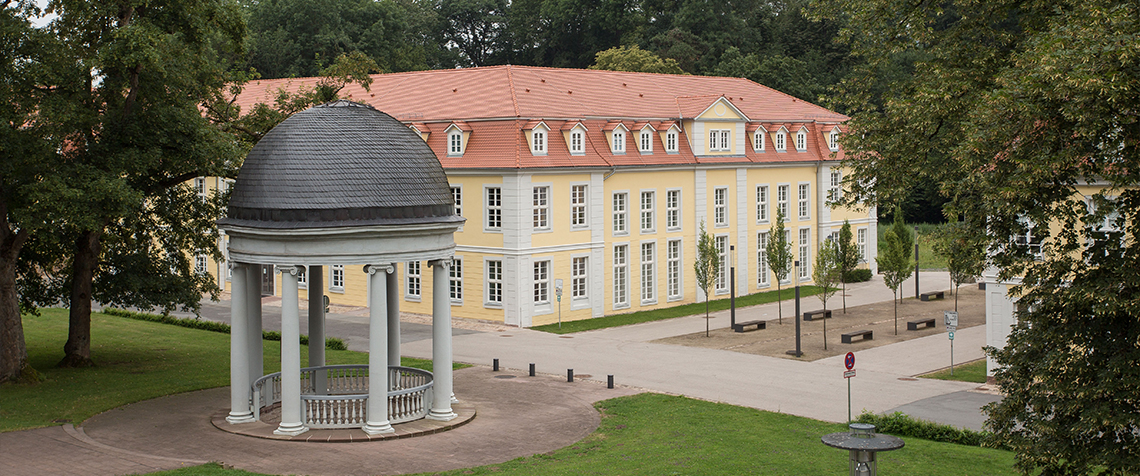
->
xmin=26 ymin=0 xmax=247 ymax=368
xmin=812 ymin=0 xmax=1140 ymax=472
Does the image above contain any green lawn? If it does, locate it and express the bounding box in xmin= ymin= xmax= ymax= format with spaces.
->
xmin=143 ymin=393 xmax=1017 ymax=476
xmin=920 ymin=359 xmax=988 ymax=384
xmin=0 ymin=309 xmax=462 ymax=432
xmin=532 ymin=285 xmax=824 ymax=334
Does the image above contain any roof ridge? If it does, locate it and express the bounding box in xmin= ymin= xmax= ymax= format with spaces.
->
xmin=506 ymin=65 xmax=521 ymax=117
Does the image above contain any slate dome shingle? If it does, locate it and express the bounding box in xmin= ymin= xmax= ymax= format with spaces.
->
xmin=219 ymin=100 xmax=460 ymax=229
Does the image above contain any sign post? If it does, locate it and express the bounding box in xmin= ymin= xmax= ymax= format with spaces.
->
xmin=844 ymin=352 xmax=856 ymax=423
xmin=944 ymin=311 xmax=958 ymax=375
xmin=555 ymin=279 xmax=564 ymax=329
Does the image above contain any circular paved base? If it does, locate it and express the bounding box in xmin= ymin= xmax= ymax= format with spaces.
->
xmin=211 ymin=403 xmax=476 ymax=442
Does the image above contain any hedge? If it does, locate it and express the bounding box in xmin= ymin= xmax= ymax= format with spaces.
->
xmin=843 ymin=268 xmax=873 ymax=283
xmin=855 ymin=411 xmax=1004 ymax=449
xmin=102 ymin=308 xmax=348 ymax=351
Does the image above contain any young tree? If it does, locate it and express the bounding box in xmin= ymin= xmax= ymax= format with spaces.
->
xmin=877 ymin=221 xmax=911 ymax=335
xmin=812 ymin=238 xmax=841 ymax=350
xmin=694 ymin=220 xmax=720 ymax=337
xmin=930 ymin=219 xmax=985 ymax=312
xmin=812 ymin=0 xmax=1140 ymax=468
xmin=836 ymin=220 xmax=859 ymax=313
xmin=766 ymin=207 xmax=794 ymax=324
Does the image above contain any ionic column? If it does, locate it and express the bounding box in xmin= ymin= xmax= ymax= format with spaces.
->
xmin=363 ymin=264 xmax=394 ymax=435
xmin=386 ymin=267 xmax=400 ymax=370
xmin=427 ymin=259 xmax=457 ymax=421
xmin=227 ymin=263 xmax=254 ymax=424
xmin=246 ymin=265 xmax=263 ymax=391
xmin=274 ymin=265 xmax=307 ymax=436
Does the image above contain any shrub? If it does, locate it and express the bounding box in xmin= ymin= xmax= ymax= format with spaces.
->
xmin=103 ymin=308 xmax=347 ymax=351
xmin=843 ymin=268 xmax=873 ymax=283
xmin=855 ymin=411 xmax=1004 ymax=449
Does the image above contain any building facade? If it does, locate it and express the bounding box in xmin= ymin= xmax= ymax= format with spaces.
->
xmin=198 ymin=66 xmax=877 ymax=327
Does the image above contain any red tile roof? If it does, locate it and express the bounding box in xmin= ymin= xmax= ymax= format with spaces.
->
xmin=231 ymin=65 xmax=848 ymax=169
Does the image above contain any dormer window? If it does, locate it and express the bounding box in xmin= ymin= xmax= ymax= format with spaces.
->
xmin=666 ymin=130 xmax=678 ymax=153
xmin=564 ymin=122 xmax=588 ymax=156
xmin=709 ymin=129 xmax=730 ymax=152
xmin=795 ymin=128 xmax=807 ymax=151
xmin=612 ymin=130 xmax=625 ymax=153
xmin=570 ymin=130 xmax=584 ymax=154
xmin=827 ymin=127 xmax=840 ymax=151
xmin=753 ymin=128 xmax=766 ymax=152
xmin=528 ymin=121 xmax=549 ymax=156
xmin=639 ymin=129 xmax=653 ymax=153
xmin=775 ymin=129 xmax=787 ymax=151
xmin=448 ymin=130 xmax=463 ymax=155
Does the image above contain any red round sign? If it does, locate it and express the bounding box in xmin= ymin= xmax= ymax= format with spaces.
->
xmin=844 ymin=352 xmax=855 ymax=370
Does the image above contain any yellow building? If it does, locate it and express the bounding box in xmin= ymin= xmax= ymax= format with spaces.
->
xmin=204 ymin=66 xmax=876 ymax=327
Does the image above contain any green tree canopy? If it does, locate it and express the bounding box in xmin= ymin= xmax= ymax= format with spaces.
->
xmin=589 ymin=45 xmax=684 ymax=74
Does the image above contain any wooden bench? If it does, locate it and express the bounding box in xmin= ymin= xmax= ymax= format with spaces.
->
xmin=732 ymin=320 xmax=767 ymax=333
xmin=920 ymin=291 xmax=945 ymax=301
xmin=907 ymin=318 xmax=936 ymax=331
xmin=841 ymin=330 xmax=873 ymax=344
xmin=803 ymin=309 xmax=832 ymax=321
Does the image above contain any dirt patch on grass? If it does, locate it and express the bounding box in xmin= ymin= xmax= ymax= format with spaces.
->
xmin=653 ymin=284 xmax=985 ymax=361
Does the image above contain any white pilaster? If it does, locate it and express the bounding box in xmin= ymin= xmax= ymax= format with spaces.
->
xmin=227 ymin=263 xmax=254 ymax=424
xmin=694 ymin=169 xmax=708 ymax=302
xmin=427 ymin=259 xmax=457 ymax=421
xmin=736 ymin=168 xmax=749 ymax=296
xmin=386 ymin=267 xmax=401 ymax=369
xmin=274 ymin=265 xmax=307 ymax=436
xmin=246 ymin=265 xmax=263 ymax=388
xmin=363 ymin=264 xmax=394 ymax=435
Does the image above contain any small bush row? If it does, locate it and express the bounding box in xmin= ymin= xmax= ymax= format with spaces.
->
xmin=843 ymin=268 xmax=873 ymax=283
xmin=102 ymin=308 xmax=348 ymax=351
xmin=855 ymin=411 xmax=1004 ymax=449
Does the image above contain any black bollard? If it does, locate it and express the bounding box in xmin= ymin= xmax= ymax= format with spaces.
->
xmin=529 ymin=363 xmax=535 ymax=376
xmin=568 ymin=369 xmax=574 ymax=382
xmin=607 ymin=375 xmax=614 ymax=389
xmin=493 ymin=358 xmax=499 ymax=371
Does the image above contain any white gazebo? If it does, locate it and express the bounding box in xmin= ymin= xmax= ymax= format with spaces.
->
xmin=218 ymin=100 xmax=465 ymax=436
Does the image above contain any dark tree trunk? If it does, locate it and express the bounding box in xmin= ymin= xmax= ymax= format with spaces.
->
xmin=59 ymin=229 xmax=102 ymax=368
xmin=0 ymin=220 xmax=33 ymax=383
xmin=776 ymin=283 xmax=783 ymax=325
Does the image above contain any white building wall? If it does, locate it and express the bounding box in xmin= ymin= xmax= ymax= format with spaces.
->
xmin=590 ymin=172 xmax=605 ymax=317
xmin=694 ymin=169 xmax=708 ymax=302
xmin=735 ymin=168 xmax=749 ymax=295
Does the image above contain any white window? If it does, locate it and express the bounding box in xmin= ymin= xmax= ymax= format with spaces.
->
xmin=451 ymin=185 xmax=462 ymax=216
xmin=570 ymin=130 xmax=584 ymax=154
xmin=798 ymin=229 xmax=810 ymax=280
xmin=486 ymin=187 xmax=502 ymax=230
xmin=857 ymin=228 xmax=867 ymax=262
xmin=612 ymin=130 xmax=626 ymax=153
xmin=449 ymin=258 xmax=463 ymax=302
xmin=758 ymin=232 xmax=770 ymax=286
xmin=297 ymin=266 xmax=307 ymax=288
xmin=532 ymin=129 xmax=546 ymax=154
xmin=666 ymin=189 xmax=681 ymax=230
xmin=667 ymin=239 xmax=682 ymax=300
xmin=714 ymin=187 xmax=728 ymax=227
xmin=640 ymin=191 xmax=655 ymax=233
xmin=613 ymin=245 xmax=628 ymax=308
xmin=486 ymin=259 xmax=503 ymax=305
xmin=613 ymin=192 xmax=628 ymax=235
xmin=571 ymin=184 xmax=588 ymax=228
xmin=533 ymin=186 xmax=550 ymax=230
xmin=640 ymin=129 xmax=653 ymax=153
xmin=796 ymin=128 xmax=807 ymax=151
xmin=406 ymin=261 xmax=421 ymax=298
xmin=533 ymin=260 xmax=550 ymax=304
xmin=756 ymin=185 xmax=769 ymax=223
xmin=754 ymin=129 xmax=765 ymax=151
xmin=715 ymin=235 xmax=728 ymax=293
xmin=798 ymin=183 xmax=810 ymax=220
xmin=777 ymin=185 xmax=790 ymax=218
xmin=829 ymin=169 xmax=842 ymax=202
xmin=330 ymin=265 xmax=345 ymax=291
xmin=449 ymin=130 xmax=463 ymax=155
xmin=194 ymin=255 xmax=207 ymax=274
xmin=195 ymin=177 xmax=206 ymax=200
xmin=709 ymin=129 xmax=730 ymax=151
xmin=828 ymin=129 xmax=839 ymax=151
xmin=641 ymin=242 xmax=656 ymax=304
xmin=665 ymin=130 xmax=678 ymax=153
xmin=572 ymin=256 xmax=588 ymax=299
xmin=776 ymin=130 xmax=787 ymax=151
xmin=220 ymin=178 xmax=234 ymax=196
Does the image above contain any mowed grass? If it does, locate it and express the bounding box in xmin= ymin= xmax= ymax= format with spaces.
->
xmin=920 ymin=359 xmax=988 ymax=384
xmin=533 ymin=285 xmax=824 ymax=334
xmin=143 ymin=393 xmax=1018 ymax=476
xmin=0 ymin=308 xmax=462 ymax=432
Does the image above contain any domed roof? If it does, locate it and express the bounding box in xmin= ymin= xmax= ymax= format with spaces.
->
xmin=219 ymin=100 xmax=461 ymax=229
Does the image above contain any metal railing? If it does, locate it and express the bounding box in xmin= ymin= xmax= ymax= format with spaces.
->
xmin=251 ymin=365 xmax=433 ymax=428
